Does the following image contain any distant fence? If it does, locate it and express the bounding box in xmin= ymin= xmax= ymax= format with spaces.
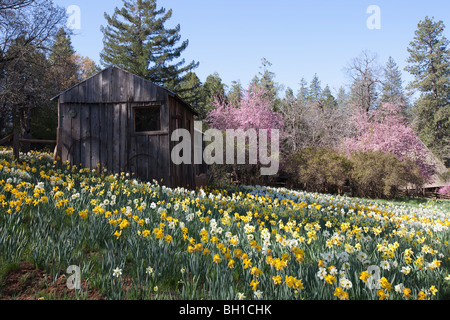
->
xmin=398 ymin=190 xmax=450 ymax=200
xmin=425 ymin=192 xmax=450 ymax=200
xmin=0 ymin=132 xmax=56 ymax=159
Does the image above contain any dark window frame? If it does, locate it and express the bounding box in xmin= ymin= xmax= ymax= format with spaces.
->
xmin=133 ymin=105 xmax=162 ymax=133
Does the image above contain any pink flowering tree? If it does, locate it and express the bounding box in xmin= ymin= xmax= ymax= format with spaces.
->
xmin=343 ymin=102 xmax=435 ymax=181
xmin=206 ymin=84 xmax=284 ymax=184
xmin=439 ymin=185 xmax=450 ymax=195
xmin=207 ymin=85 xmax=283 ymax=133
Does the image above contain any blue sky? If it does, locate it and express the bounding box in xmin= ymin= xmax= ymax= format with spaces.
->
xmin=54 ymin=0 xmax=450 ymax=96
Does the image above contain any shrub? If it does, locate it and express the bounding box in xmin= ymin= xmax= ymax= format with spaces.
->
xmin=343 ymin=103 xmax=436 ymax=181
xmin=349 ymin=150 xmax=425 ymax=199
xmin=285 ymin=148 xmax=426 ymax=199
xmin=285 ymin=147 xmax=352 ymax=194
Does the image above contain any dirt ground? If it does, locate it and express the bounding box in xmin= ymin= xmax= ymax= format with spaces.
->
xmin=0 ymin=262 xmax=103 ymax=300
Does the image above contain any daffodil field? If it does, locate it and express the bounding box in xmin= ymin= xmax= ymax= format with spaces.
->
xmin=0 ymin=148 xmax=449 ymax=300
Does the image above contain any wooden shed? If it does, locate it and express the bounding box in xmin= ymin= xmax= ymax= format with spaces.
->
xmin=51 ymin=66 xmax=200 ymax=188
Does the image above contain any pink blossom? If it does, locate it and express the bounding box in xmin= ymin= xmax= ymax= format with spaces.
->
xmin=343 ymin=103 xmax=435 ymax=180
xmin=207 ymin=84 xmax=284 ymax=134
xmin=438 ymin=185 xmax=450 ymax=195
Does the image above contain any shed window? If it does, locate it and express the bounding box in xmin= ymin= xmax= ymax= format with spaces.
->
xmin=134 ymin=106 xmax=161 ymax=132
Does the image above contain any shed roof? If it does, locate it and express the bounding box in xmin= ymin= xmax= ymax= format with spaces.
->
xmin=51 ymin=65 xmax=198 ymax=116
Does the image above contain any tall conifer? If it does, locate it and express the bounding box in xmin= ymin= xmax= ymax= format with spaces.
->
xmin=100 ymin=0 xmax=198 ymax=91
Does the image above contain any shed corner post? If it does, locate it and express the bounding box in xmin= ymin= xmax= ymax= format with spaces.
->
xmin=54 ymin=100 xmax=62 ymax=162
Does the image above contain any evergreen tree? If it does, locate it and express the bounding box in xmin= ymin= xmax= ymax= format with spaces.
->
xmin=308 ymin=73 xmax=322 ymax=103
xmin=381 ymin=56 xmax=408 ymax=109
xmin=197 ymin=72 xmax=226 ymax=120
xmin=100 ymin=0 xmax=199 ymax=91
xmin=48 ymin=28 xmax=78 ymax=94
xmin=296 ymin=78 xmax=309 ymax=103
xmin=177 ymin=71 xmax=202 ymax=113
xmin=405 ymin=16 xmax=450 ymax=165
xmin=227 ymin=80 xmax=243 ymax=106
xmin=320 ymin=85 xmax=337 ymax=110
xmin=336 ymin=86 xmax=349 ymax=109
xmin=250 ymin=58 xmax=281 ymax=109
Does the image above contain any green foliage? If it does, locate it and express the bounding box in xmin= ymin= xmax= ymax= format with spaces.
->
xmin=0 ymin=149 xmax=448 ymax=300
xmin=381 ymin=56 xmax=409 ymax=112
xmin=100 ymin=0 xmax=199 ymax=92
xmin=48 ymin=28 xmax=79 ymax=95
xmin=405 ymin=16 xmax=450 ymax=166
xmin=349 ymin=150 xmax=425 ymax=199
xmin=285 ymin=147 xmax=352 ymax=194
xmin=197 ymin=73 xmax=226 ymax=120
xmin=285 ymin=148 xmax=426 ymax=199
xmin=176 ymin=72 xmax=202 ymax=111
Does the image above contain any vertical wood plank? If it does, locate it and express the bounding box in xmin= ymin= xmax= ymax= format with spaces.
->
xmin=141 ymin=78 xmax=152 ymax=101
xmin=147 ymin=135 xmax=155 ymax=181
xmin=106 ymin=105 xmax=113 ymax=171
xmin=102 ymin=67 xmax=112 ymax=102
xmin=160 ymin=100 xmax=169 ymax=131
xmin=128 ymin=103 xmax=137 ymax=176
xmin=99 ymin=104 xmax=107 ymax=170
xmin=126 ymin=72 xmax=134 ymax=100
xmin=85 ymin=76 xmax=94 ymax=102
xmin=111 ymin=67 xmax=120 ymax=102
xmin=118 ymin=70 xmax=127 ymax=102
xmin=80 ymin=105 xmax=91 ymax=169
xmin=71 ymin=104 xmax=81 ymax=167
xmin=93 ymin=70 xmax=103 ymax=103
xmin=120 ymin=103 xmax=128 ymax=172
xmin=56 ymin=101 xmax=63 ymax=161
xmin=59 ymin=91 xmax=66 ymax=104
xmin=160 ymin=134 xmax=170 ymax=187
xmin=113 ymin=104 xmax=120 ymax=173
xmin=61 ymin=104 xmax=71 ymax=163
xmin=90 ymin=104 xmax=100 ymax=169
xmin=78 ymin=80 xmax=87 ymax=103
xmin=134 ymin=76 xmax=142 ymax=102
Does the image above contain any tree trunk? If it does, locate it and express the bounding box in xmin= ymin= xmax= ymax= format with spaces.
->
xmin=20 ymin=106 xmax=32 ymax=153
xmin=13 ymin=127 xmax=20 ymax=160
xmin=12 ymin=107 xmax=21 ymax=160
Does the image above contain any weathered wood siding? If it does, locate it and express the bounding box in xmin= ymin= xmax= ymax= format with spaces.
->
xmin=56 ymin=66 xmax=197 ymax=188
xmin=169 ymin=95 xmax=196 ymax=189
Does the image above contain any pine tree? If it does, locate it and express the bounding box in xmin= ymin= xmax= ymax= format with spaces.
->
xmin=381 ymin=56 xmax=408 ymax=109
xmin=48 ymin=28 xmax=78 ymax=94
xmin=177 ymin=71 xmax=202 ymax=112
xmin=227 ymin=80 xmax=243 ymax=106
xmin=308 ymin=74 xmax=322 ymax=103
xmin=250 ymin=58 xmax=280 ymax=109
xmin=405 ymin=16 xmax=450 ymax=165
xmin=336 ymin=86 xmax=349 ymax=109
xmin=296 ymin=78 xmax=309 ymax=103
xmin=320 ymin=85 xmax=337 ymax=110
xmin=197 ymin=72 xmax=226 ymax=120
xmin=100 ymin=0 xmax=198 ymax=91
